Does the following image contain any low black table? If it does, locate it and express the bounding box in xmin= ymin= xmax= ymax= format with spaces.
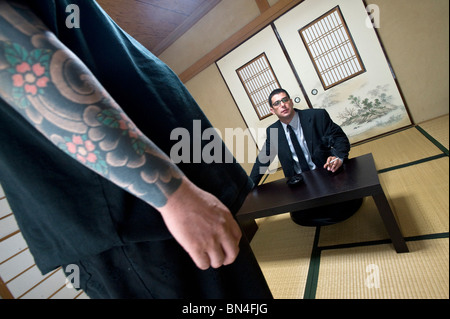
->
xmin=237 ymin=153 xmax=409 ymax=253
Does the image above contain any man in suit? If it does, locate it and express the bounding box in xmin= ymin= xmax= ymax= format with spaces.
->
xmin=250 ymin=88 xmax=362 ymax=226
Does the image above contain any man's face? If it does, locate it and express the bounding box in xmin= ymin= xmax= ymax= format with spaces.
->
xmin=270 ymin=92 xmax=295 ymax=123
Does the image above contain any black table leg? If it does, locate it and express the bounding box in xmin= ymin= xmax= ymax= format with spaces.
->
xmin=372 ymin=191 xmax=409 ymax=253
xmin=238 ymin=219 xmax=259 ymax=242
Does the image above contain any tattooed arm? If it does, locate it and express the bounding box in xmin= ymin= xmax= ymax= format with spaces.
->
xmin=0 ymin=0 xmax=241 ymax=270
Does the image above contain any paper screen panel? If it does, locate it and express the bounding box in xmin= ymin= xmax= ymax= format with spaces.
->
xmin=299 ymin=6 xmax=365 ymax=90
xmin=236 ymin=53 xmax=280 ymax=120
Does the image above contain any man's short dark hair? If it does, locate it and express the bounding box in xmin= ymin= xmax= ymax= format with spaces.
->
xmin=268 ymin=88 xmax=290 ymax=107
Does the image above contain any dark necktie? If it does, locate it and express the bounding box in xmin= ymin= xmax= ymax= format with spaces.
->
xmin=287 ymin=124 xmax=310 ymax=172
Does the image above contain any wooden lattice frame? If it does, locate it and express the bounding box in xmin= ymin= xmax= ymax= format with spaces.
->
xmin=299 ymin=6 xmax=365 ymax=90
xmin=236 ymin=53 xmax=280 ymax=120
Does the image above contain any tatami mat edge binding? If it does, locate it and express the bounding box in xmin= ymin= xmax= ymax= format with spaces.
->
xmin=302 ymin=121 xmax=449 ymax=299
xmin=252 ymin=115 xmax=449 ymax=299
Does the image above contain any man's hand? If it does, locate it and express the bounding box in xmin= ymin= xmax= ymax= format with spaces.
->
xmin=0 ymin=0 xmax=242 ymax=271
xmin=158 ymin=177 xmax=242 ymax=270
xmin=323 ymin=156 xmax=343 ymax=173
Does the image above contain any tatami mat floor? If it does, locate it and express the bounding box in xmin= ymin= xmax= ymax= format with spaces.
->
xmin=250 ymin=115 xmax=449 ymax=299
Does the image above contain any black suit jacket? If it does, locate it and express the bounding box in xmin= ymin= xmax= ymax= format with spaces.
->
xmin=250 ymin=108 xmax=350 ymax=185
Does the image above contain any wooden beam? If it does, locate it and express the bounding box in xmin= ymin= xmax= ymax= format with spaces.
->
xmin=178 ymin=0 xmax=303 ymax=83
xmin=256 ymin=0 xmax=270 ymax=13
xmin=0 ymin=277 xmax=14 ymax=299
xmin=152 ymin=0 xmax=221 ymax=56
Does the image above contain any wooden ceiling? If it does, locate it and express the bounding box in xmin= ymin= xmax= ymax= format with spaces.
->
xmin=97 ymin=0 xmax=221 ymax=56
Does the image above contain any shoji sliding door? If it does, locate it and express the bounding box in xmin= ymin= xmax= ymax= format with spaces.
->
xmin=217 ymin=0 xmax=411 ymax=145
xmin=274 ymin=0 xmax=411 ymax=143
xmin=216 ymin=26 xmax=308 ymax=149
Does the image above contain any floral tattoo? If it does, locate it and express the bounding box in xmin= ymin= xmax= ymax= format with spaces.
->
xmin=5 ymin=43 xmax=51 ymax=108
xmin=0 ymin=2 xmax=182 ymax=208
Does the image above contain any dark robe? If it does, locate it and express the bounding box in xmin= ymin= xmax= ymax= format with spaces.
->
xmin=0 ymin=0 xmax=272 ymax=298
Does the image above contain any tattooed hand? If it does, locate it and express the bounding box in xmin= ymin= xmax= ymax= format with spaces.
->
xmin=160 ymin=176 xmax=242 ymax=270
xmin=0 ymin=0 xmax=241 ymax=269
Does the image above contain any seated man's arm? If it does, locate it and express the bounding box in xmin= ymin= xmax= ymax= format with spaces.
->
xmin=0 ymin=1 xmax=240 ymax=270
xmin=250 ymin=127 xmax=278 ymax=186
xmin=321 ymin=109 xmax=350 ymax=159
xmin=319 ymin=109 xmax=350 ymax=172
xmin=250 ymin=144 xmax=267 ymax=186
